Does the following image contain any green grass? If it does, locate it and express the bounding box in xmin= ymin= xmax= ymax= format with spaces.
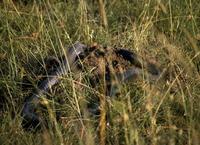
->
xmin=0 ymin=0 xmax=200 ymax=145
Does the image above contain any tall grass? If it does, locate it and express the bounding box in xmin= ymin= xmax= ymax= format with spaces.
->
xmin=0 ymin=0 xmax=200 ymax=145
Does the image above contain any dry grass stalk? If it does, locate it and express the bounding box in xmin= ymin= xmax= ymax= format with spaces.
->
xmin=182 ymin=27 xmax=199 ymax=54
xmin=98 ymin=58 xmax=106 ymax=145
xmin=98 ymin=0 xmax=108 ymax=29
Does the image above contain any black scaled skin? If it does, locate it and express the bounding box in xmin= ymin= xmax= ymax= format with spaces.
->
xmin=21 ymin=42 xmax=87 ymax=130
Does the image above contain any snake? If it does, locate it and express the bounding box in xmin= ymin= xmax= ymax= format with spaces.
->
xmin=21 ymin=42 xmax=160 ymax=130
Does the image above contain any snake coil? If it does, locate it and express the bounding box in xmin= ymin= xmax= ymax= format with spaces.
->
xmin=21 ymin=42 xmax=160 ymax=130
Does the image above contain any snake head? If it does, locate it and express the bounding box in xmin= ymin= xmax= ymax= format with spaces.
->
xmin=67 ymin=41 xmax=87 ymax=64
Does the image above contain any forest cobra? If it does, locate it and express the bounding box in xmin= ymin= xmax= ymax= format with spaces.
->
xmin=21 ymin=42 xmax=160 ymax=129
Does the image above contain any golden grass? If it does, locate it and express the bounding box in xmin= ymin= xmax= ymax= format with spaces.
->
xmin=0 ymin=0 xmax=200 ymax=145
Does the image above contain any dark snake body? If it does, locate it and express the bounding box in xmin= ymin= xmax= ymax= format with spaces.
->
xmin=21 ymin=42 xmax=160 ymax=129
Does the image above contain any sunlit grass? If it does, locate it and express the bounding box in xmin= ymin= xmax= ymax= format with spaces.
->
xmin=0 ymin=0 xmax=200 ymax=145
